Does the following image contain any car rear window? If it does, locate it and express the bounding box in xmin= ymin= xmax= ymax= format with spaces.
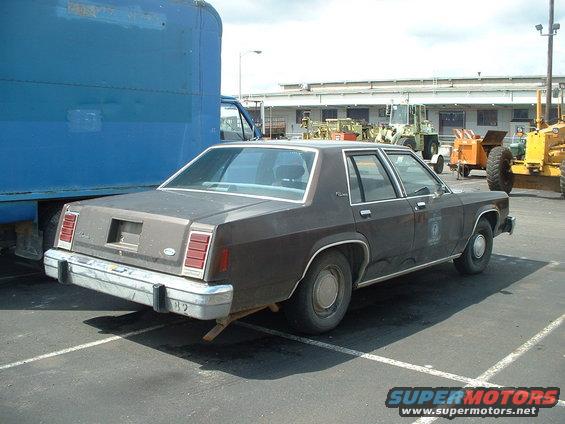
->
xmin=162 ymin=147 xmax=316 ymax=202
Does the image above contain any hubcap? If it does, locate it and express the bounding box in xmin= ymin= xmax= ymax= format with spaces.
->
xmin=472 ymin=234 xmax=486 ymax=258
xmin=313 ymin=268 xmax=340 ymax=312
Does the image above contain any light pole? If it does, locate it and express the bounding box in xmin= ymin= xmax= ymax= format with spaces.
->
xmin=238 ymin=50 xmax=262 ymax=100
xmin=536 ymin=0 xmax=560 ymax=123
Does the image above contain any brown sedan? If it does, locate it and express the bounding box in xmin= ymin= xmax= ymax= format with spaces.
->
xmin=45 ymin=141 xmax=515 ymax=335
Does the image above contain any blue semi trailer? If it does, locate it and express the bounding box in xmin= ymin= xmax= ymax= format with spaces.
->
xmin=0 ymin=0 xmax=260 ymax=259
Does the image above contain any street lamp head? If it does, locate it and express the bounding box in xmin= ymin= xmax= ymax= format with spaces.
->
xmin=535 ymin=23 xmax=543 ymax=32
xmin=252 ymin=50 xmax=262 ymax=54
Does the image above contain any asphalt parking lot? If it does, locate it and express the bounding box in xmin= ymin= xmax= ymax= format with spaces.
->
xmin=1 ymin=171 xmax=564 ymax=424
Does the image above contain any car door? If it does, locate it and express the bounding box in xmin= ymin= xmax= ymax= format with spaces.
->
xmin=384 ymin=150 xmax=463 ymax=264
xmin=344 ymin=150 xmax=415 ymax=281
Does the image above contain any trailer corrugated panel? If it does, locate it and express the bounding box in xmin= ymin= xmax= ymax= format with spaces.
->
xmin=0 ymin=0 xmax=222 ymax=219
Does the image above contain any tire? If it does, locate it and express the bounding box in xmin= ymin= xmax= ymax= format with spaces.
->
xmin=433 ymin=155 xmax=444 ymax=174
xmin=453 ymin=219 xmax=493 ymax=275
xmin=399 ymin=137 xmax=417 ymax=151
xmin=559 ymin=160 xmax=565 ymax=197
xmin=458 ymin=165 xmax=471 ymax=178
xmin=423 ymin=136 xmax=439 ymax=160
xmin=284 ymin=250 xmax=352 ymax=334
xmin=486 ymin=146 xmax=514 ymax=194
xmin=40 ymin=207 xmax=62 ymax=252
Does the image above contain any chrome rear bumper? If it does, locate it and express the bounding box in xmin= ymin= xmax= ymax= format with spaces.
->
xmin=44 ymin=249 xmax=233 ymax=320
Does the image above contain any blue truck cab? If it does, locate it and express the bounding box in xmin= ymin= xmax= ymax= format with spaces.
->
xmin=0 ymin=0 xmax=261 ymax=259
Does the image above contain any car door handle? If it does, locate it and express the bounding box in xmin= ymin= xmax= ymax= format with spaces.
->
xmin=415 ymin=201 xmax=426 ymax=211
xmin=359 ymin=209 xmax=372 ymax=218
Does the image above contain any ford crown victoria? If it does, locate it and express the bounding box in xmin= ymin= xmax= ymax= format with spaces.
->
xmin=45 ymin=141 xmax=515 ymax=335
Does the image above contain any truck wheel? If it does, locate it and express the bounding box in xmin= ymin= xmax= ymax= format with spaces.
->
xmin=432 ymin=155 xmax=444 ymax=174
xmin=284 ymin=250 xmax=352 ymax=334
xmin=423 ymin=136 xmax=439 ymax=160
xmin=453 ymin=219 xmax=493 ymax=275
xmin=486 ymin=146 xmax=514 ymax=193
xmin=40 ymin=207 xmax=62 ymax=252
xmin=559 ymin=160 xmax=565 ymax=197
xmin=399 ymin=137 xmax=417 ymax=151
xmin=458 ymin=165 xmax=471 ymax=178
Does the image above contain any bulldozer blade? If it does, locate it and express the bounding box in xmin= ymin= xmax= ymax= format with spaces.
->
xmin=513 ymin=174 xmax=561 ymax=192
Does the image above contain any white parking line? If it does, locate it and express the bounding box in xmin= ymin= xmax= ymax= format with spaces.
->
xmin=236 ymin=322 xmax=497 ymax=387
xmin=413 ymin=313 xmax=565 ymax=424
xmin=0 ymin=321 xmax=181 ymax=372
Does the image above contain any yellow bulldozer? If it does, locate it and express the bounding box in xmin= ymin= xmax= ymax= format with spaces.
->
xmin=486 ymin=88 xmax=565 ymax=196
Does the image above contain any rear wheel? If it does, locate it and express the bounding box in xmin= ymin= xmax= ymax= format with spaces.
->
xmin=453 ymin=219 xmax=493 ymax=275
xmin=284 ymin=250 xmax=352 ymax=334
xmin=486 ymin=146 xmax=514 ymax=193
xmin=40 ymin=206 xmax=62 ymax=252
xmin=399 ymin=137 xmax=417 ymax=151
xmin=559 ymin=160 xmax=565 ymax=197
xmin=423 ymin=136 xmax=439 ymax=160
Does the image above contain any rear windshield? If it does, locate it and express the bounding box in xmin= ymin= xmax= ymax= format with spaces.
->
xmin=162 ymin=147 xmax=317 ymax=201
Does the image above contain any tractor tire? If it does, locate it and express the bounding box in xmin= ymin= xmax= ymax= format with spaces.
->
xmin=486 ymin=146 xmax=514 ymax=194
xmin=399 ymin=137 xmax=417 ymax=151
xmin=560 ymin=160 xmax=565 ymax=198
xmin=423 ymin=136 xmax=439 ymax=160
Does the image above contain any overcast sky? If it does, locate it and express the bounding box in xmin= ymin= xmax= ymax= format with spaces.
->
xmin=210 ymin=0 xmax=564 ymax=96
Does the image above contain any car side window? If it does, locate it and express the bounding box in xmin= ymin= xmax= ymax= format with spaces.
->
xmin=346 ymin=154 xmax=397 ymax=203
xmin=386 ymin=152 xmax=442 ymax=196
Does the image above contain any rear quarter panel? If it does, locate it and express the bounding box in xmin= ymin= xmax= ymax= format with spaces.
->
xmin=453 ymin=190 xmax=510 ymax=253
xmin=201 ymin=148 xmax=358 ymax=313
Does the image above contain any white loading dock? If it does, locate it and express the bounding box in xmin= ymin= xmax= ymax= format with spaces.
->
xmin=242 ymin=75 xmax=565 ymax=141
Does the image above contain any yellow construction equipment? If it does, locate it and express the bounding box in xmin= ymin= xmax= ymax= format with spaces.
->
xmin=486 ymin=88 xmax=565 ymax=195
xmin=301 ymin=116 xmax=379 ymax=141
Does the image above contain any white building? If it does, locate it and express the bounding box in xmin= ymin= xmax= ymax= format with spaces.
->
xmin=243 ymin=75 xmax=565 ymax=140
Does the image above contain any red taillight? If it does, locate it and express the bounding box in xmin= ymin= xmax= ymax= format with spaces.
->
xmin=184 ymin=232 xmax=211 ymax=270
xmin=58 ymin=211 xmax=78 ymax=249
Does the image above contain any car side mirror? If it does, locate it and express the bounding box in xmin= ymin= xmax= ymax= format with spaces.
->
xmin=436 ymin=184 xmax=448 ymax=196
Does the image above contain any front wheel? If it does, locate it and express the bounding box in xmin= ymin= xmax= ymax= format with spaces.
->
xmin=284 ymin=250 xmax=352 ymax=334
xmin=453 ymin=219 xmax=493 ymax=275
xmin=423 ymin=136 xmax=439 ymax=160
xmin=486 ymin=146 xmax=514 ymax=193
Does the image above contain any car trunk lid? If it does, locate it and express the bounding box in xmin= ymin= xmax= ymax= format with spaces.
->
xmin=67 ymin=190 xmax=268 ymax=276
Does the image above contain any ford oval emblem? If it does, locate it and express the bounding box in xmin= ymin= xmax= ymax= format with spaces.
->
xmin=163 ymin=248 xmax=176 ymax=256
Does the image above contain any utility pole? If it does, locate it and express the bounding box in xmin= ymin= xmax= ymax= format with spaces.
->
xmin=546 ymin=0 xmax=555 ymax=123
xmin=238 ymin=50 xmax=262 ymax=99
